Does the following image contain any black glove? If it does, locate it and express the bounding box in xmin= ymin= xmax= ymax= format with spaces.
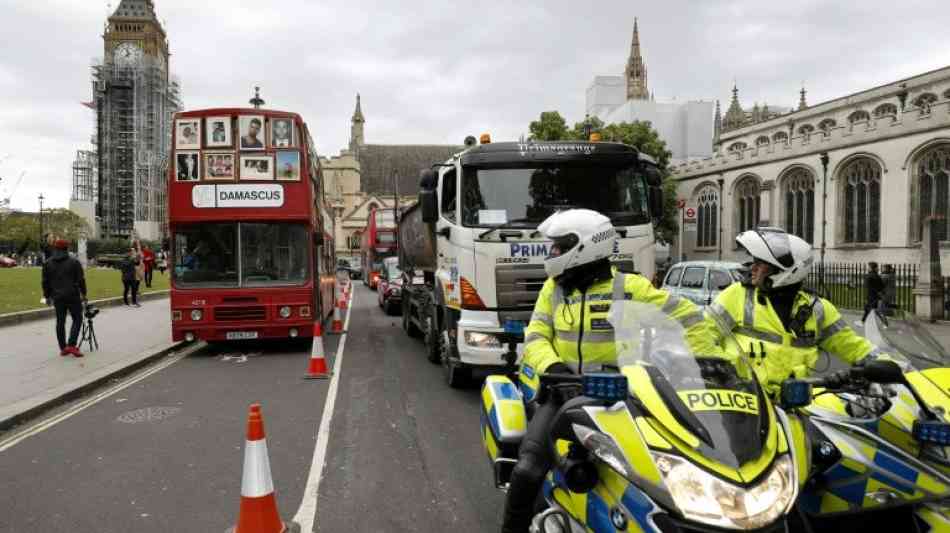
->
xmin=547 ymin=362 xmax=573 ymax=375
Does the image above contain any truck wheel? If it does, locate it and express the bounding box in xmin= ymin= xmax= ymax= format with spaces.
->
xmin=424 ymin=313 xmax=441 ymax=364
xmin=441 ymin=330 xmax=470 ymax=388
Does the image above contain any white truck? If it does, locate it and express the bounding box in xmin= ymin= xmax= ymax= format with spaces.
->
xmin=397 ymin=139 xmax=665 ymax=387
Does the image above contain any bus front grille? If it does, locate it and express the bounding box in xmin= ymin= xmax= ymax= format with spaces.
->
xmin=214 ymin=306 xmax=267 ymax=321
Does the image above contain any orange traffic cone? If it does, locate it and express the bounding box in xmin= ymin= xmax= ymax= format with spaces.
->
xmin=339 ymin=292 xmax=348 ymax=311
xmin=330 ymin=301 xmax=344 ymax=334
xmin=227 ymin=404 xmax=296 ymax=533
xmin=304 ymin=323 xmax=330 ymax=379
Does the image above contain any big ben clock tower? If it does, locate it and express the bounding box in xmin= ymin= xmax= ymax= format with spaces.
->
xmin=93 ymin=0 xmax=182 ymax=240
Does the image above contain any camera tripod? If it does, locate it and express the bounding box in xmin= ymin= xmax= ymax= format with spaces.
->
xmin=79 ymin=315 xmax=99 ymax=352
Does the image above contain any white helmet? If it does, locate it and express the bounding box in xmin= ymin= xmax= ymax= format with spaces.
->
xmin=538 ymin=209 xmax=616 ymax=279
xmin=736 ymin=227 xmax=814 ymax=288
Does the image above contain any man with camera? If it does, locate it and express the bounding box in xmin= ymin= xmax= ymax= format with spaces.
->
xmin=41 ymin=239 xmax=88 ymax=357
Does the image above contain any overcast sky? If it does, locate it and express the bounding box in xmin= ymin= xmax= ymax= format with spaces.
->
xmin=2 ymin=0 xmax=950 ymax=210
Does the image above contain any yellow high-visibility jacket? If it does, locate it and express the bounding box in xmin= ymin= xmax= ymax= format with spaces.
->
xmin=707 ymin=283 xmax=879 ymax=394
xmin=519 ymin=270 xmax=718 ymax=400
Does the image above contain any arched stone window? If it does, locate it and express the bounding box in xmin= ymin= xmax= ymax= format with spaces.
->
xmin=873 ymin=103 xmax=898 ymax=119
xmin=840 ymin=158 xmax=882 ymax=244
xmin=914 ymin=93 xmax=939 ymax=115
xmin=735 ymin=177 xmax=760 ymax=234
xmin=914 ymin=144 xmax=950 ymax=242
xmin=817 ymin=119 xmax=837 ymax=136
xmin=798 ymin=124 xmax=815 ymax=141
xmin=755 ymin=136 xmax=770 ymax=147
xmin=695 ymin=184 xmax=719 ymax=248
xmin=782 ymin=167 xmax=815 ymax=243
xmin=728 ymin=141 xmax=748 ymax=153
xmin=848 ymin=110 xmax=870 ymax=124
xmin=772 ymin=131 xmax=788 ymax=145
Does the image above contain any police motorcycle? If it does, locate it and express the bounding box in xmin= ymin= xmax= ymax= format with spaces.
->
xmin=481 ymin=301 xmax=805 ymax=532
xmin=775 ymin=305 xmax=950 ymax=531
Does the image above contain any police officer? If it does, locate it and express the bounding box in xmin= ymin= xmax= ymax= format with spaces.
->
xmin=707 ymin=227 xmax=881 ymax=395
xmin=501 ymin=209 xmax=717 ymax=533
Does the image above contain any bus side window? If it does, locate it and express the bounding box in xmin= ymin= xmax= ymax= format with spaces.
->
xmin=441 ymin=168 xmax=457 ymax=222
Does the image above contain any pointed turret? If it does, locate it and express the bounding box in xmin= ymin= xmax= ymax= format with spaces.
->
xmin=798 ymin=84 xmax=808 ymax=111
xmin=713 ymin=100 xmax=722 ymax=145
xmin=625 ymin=18 xmax=650 ymax=101
xmin=349 ymin=93 xmax=365 ymax=153
xmin=724 ymin=83 xmax=746 ymax=131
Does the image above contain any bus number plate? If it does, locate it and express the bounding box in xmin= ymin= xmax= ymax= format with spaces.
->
xmin=226 ymin=331 xmax=259 ymax=340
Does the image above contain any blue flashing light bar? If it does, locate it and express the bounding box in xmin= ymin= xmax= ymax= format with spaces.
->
xmin=913 ymin=420 xmax=950 ymax=446
xmin=583 ymin=373 xmax=628 ymax=403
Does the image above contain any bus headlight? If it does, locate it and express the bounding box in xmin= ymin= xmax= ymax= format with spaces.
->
xmin=191 ymin=309 xmax=203 ymax=321
xmin=279 ymin=306 xmax=292 ymax=318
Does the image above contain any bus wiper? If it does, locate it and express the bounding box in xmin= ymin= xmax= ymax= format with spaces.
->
xmin=478 ymin=218 xmax=534 ymax=240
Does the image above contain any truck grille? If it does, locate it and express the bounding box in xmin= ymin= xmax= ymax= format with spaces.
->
xmin=214 ymin=306 xmax=267 ymax=322
xmin=496 ymin=264 xmax=547 ymax=310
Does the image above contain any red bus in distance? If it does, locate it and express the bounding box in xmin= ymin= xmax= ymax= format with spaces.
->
xmin=361 ymin=207 xmax=396 ymax=290
xmin=167 ymin=107 xmax=335 ymax=342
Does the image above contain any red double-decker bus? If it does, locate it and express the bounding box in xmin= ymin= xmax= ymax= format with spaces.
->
xmin=167 ymin=107 xmax=335 ymax=342
xmin=361 ymin=207 xmax=396 ymax=290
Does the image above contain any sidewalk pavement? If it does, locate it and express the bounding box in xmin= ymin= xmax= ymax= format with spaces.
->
xmin=839 ymin=308 xmax=950 ymax=345
xmin=0 ymin=298 xmax=181 ymax=429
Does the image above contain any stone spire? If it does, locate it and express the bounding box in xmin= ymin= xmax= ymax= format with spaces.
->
xmin=723 ymin=83 xmax=745 ymax=131
xmin=625 ymin=18 xmax=650 ymax=100
xmin=752 ymin=102 xmax=761 ymax=123
xmin=762 ymin=102 xmax=770 ymax=119
xmin=798 ymin=84 xmax=808 ymax=111
xmin=349 ymin=93 xmax=365 ymax=153
xmin=713 ymin=100 xmax=722 ymax=145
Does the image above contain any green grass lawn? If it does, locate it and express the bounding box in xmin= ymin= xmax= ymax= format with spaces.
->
xmin=0 ymin=266 xmax=170 ymax=315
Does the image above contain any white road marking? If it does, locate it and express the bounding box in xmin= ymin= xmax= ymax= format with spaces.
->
xmin=292 ymin=286 xmax=355 ymax=531
xmin=0 ymin=344 xmax=198 ymax=452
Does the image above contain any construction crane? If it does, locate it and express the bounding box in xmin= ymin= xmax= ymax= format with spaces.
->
xmin=0 ymin=171 xmax=26 ymax=208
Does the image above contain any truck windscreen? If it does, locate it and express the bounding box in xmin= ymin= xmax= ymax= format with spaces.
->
xmin=459 ymin=164 xmax=650 ymax=227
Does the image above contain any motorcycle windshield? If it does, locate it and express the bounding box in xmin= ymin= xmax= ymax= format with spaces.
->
xmin=609 ymin=301 xmax=766 ymax=468
xmin=867 ymin=308 xmax=950 ymax=370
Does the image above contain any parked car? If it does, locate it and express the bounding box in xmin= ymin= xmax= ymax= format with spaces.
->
xmin=0 ymin=255 xmax=17 ymax=268
xmin=662 ymin=260 xmax=746 ymax=307
xmin=377 ymin=256 xmax=403 ymax=315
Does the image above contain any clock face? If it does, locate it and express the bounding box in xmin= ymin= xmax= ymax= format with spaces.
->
xmin=114 ymin=42 xmax=143 ymax=66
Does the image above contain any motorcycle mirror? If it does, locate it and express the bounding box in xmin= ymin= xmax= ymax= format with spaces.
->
xmin=780 ymin=380 xmax=813 ymax=409
xmin=856 ymin=359 xmax=904 ymax=384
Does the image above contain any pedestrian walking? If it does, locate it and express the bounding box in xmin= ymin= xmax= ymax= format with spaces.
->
xmin=119 ymin=248 xmax=142 ymax=307
xmin=858 ymin=261 xmax=884 ymax=326
xmin=880 ymin=264 xmax=897 ymax=312
xmin=142 ymin=246 xmax=156 ymax=288
xmin=41 ymin=239 xmax=87 ymax=357
xmin=157 ymin=249 xmax=168 ymax=275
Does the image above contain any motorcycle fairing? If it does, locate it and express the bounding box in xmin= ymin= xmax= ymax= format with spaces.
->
xmin=799 ymin=417 xmax=950 ymax=516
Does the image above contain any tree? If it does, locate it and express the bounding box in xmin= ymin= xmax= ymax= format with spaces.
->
xmin=528 ymin=111 xmax=569 ymax=141
xmin=42 ymin=208 xmax=91 ymax=242
xmin=526 ymin=113 xmax=680 ymax=245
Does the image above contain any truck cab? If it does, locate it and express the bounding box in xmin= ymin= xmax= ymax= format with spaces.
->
xmin=403 ymin=140 xmax=664 ymax=387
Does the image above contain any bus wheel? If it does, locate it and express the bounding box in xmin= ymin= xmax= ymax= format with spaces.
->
xmin=424 ymin=313 xmax=441 ymax=364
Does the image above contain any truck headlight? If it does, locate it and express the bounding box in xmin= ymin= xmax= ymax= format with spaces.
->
xmin=465 ymin=331 xmax=502 ymax=348
xmin=190 ymin=309 xmax=202 ymax=321
xmin=279 ymin=306 xmax=291 ymax=318
xmin=653 ymin=452 xmax=796 ymax=530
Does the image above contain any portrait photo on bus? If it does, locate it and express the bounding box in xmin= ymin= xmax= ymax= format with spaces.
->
xmin=204 ymin=152 xmax=235 ymax=179
xmin=270 ymin=118 xmax=294 ymax=148
xmin=276 ymin=151 xmax=301 ymax=181
xmin=241 ymin=155 xmax=274 ymax=180
xmin=239 ymin=115 xmax=265 ymax=150
xmin=176 ymin=152 xmax=200 ymax=181
xmin=176 ymin=119 xmax=200 ymax=150
xmin=205 ymin=116 xmax=232 ymax=148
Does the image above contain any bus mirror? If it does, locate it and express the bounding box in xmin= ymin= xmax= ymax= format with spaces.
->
xmin=649 ymin=186 xmax=664 ymax=220
xmin=420 ymin=190 xmax=438 ymax=224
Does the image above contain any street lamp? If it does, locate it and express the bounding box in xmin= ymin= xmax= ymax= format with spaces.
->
xmin=583 ymin=114 xmax=592 ymax=141
xmin=819 ymin=152 xmax=830 ymax=292
xmin=717 ymin=177 xmax=724 ymax=261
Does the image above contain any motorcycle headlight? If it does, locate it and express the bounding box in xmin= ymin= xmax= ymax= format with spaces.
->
xmin=572 ymin=424 xmax=635 ymax=480
xmin=464 ymin=331 xmax=502 ymax=348
xmin=653 ymin=452 xmax=796 ymax=530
